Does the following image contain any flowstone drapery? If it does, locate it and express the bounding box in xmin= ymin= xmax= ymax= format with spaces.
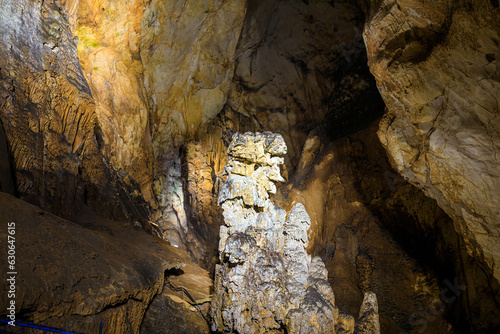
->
xmin=210 ymin=132 xmax=380 ymax=333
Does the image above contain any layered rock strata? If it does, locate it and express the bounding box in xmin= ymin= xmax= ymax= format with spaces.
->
xmin=210 ymin=132 xmax=380 ymax=334
xmin=0 ymin=192 xmax=188 ymax=334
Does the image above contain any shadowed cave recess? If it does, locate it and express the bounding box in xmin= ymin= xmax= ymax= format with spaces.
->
xmin=0 ymin=0 xmax=499 ymax=333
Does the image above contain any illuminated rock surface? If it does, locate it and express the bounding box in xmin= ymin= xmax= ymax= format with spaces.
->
xmin=0 ymin=0 xmax=96 ymax=217
xmin=0 ymin=0 xmax=154 ymax=227
xmin=364 ymin=0 xmax=500 ymax=289
xmin=210 ymin=132 xmax=380 ymax=334
xmin=0 ymin=0 xmax=499 ymax=332
xmin=73 ymin=0 xmax=247 ymax=257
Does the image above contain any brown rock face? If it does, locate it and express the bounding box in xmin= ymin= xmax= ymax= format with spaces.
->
xmin=73 ymin=0 xmax=248 ymax=255
xmin=363 ymin=0 xmax=500 ymax=288
xmin=1 ymin=0 xmax=499 ymax=332
xmin=0 ymin=0 xmax=95 ymax=217
xmin=210 ymin=132 xmax=380 ymax=334
xmin=140 ymin=0 xmax=247 ymax=169
xmin=0 ymin=0 xmax=151 ymax=225
xmin=184 ymin=0 xmax=385 ymax=264
xmin=274 ymin=123 xmax=461 ymax=333
xmin=76 ymin=0 xmax=155 ymax=204
xmin=226 ymin=0 xmax=384 ymax=167
xmin=140 ymin=263 xmax=212 ymax=334
xmin=0 ymin=192 xmax=188 ymax=333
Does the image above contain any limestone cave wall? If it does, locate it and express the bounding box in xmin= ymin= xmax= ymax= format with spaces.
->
xmin=0 ymin=0 xmax=499 ymax=333
xmin=364 ymin=0 xmax=500 ymax=294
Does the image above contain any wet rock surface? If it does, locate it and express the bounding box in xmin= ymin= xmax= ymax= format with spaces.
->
xmin=210 ymin=132 xmax=380 ymax=334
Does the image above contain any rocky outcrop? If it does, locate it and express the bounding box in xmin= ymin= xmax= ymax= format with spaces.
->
xmin=183 ymin=0 xmax=385 ymax=266
xmin=0 ymin=0 xmax=383 ymax=266
xmin=140 ymin=0 xmax=246 ymax=169
xmin=363 ymin=0 xmax=500 ymax=288
xmin=210 ymin=132 xmax=380 ymax=333
xmin=0 ymin=0 xmax=154 ymax=226
xmin=73 ymin=0 xmax=248 ymax=256
xmin=76 ymin=0 xmax=155 ymax=205
xmin=140 ymin=263 xmax=212 ymax=334
xmin=0 ymin=0 xmax=248 ymax=257
xmin=141 ymin=0 xmax=247 ymax=255
xmin=2 ymin=0 xmax=499 ymax=332
xmin=0 ymin=192 xmax=188 ymax=333
xmin=355 ymin=292 xmax=380 ymax=334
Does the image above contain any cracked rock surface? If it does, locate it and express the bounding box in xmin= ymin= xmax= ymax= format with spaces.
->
xmin=210 ymin=132 xmax=380 ymax=334
xmin=364 ymin=0 xmax=500 ymax=286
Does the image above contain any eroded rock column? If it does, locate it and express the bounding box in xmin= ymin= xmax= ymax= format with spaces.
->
xmin=210 ymin=132 xmax=380 ymax=334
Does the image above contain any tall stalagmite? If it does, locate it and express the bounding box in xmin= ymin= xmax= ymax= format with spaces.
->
xmin=210 ymin=132 xmax=380 ymax=334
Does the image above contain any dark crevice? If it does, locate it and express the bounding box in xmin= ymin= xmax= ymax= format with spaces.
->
xmin=323 ymin=51 xmax=385 ymax=139
xmin=0 ymin=117 xmax=17 ymax=196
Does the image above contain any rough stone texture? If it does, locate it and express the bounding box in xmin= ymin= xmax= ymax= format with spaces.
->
xmin=152 ymin=154 xmax=186 ymax=247
xmin=184 ymin=109 xmax=257 ymax=267
xmin=15 ymin=0 xmax=387 ymax=264
xmin=73 ymin=0 xmax=248 ymax=257
xmin=140 ymin=0 xmax=246 ymax=255
xmin=2 ymin=0 xmax=500 ymax=332
xmin=210 ymin=132 xmax=292 ymax=333
xmin=140 ymin=263 xmax=212 ymax=334
xmin=363 ymin=0 xmax=500 ymax=289
xmin=0 ymin=0 xmax=154 ymax=226
xmin=273 ymin=123 xmax=466 ymax=333
xmin=0 ymin=119 xmax=15 ymax=194
xmin=226 ymin=0 xmax=384 ymax=167
xmin=182 ymin=0 xmax=385 ymax=265
xmin=0 ymin=0 xmax=95 ymax=217
xmin=76 ymin=0 xmax=155 ymax=204
xmin=0 ymin=192 xmax=188 ymax=334
xmin=355 ymin=292 xmax=380 ymax=334
xmin=0 ymin=0 xmax=248 ymax=271
xmin=210 ymin=132 xmax=380 ymax=334
xmin=140 ymin=0 xmax=246 ymax=169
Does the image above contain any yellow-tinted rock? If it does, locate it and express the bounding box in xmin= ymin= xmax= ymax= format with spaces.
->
xmin=140 ymin=0 xmax=246 ymax=172
xmin=76 ymin=0 xmax=154 ymax=203
xmin=0 ymin=0 xmax=96 ymax=217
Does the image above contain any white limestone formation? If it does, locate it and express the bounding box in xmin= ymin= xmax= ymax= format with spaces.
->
xmin=210 ymin=132 xmax=380 ymax=334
